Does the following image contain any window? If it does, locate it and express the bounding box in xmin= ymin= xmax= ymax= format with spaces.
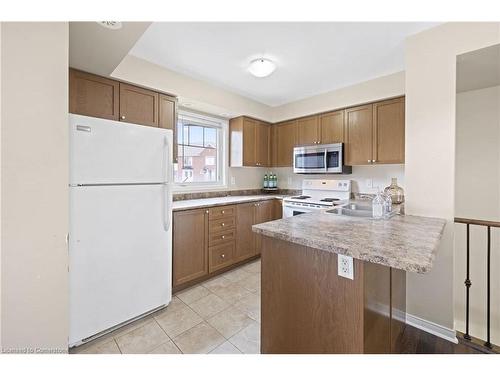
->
xmin=174 ymin=111 xmax=226 ymax=188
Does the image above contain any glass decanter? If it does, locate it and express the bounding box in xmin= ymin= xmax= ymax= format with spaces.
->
xmin=384 ymin=178 xmax=404 ymax=204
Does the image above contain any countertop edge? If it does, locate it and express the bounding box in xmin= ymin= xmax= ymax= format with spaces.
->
xmin=172 ymin=195 xmax=285 ymax=211
xmin=252 ymin=215 xmax=446 ymax=274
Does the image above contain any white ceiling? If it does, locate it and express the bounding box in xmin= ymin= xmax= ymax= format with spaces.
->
xmin=130 ymin=22 xmax=438 ymax=107
xmin=457 ymin=44 xmax=500 ymax=93
xmin=70 ymin=22 xmax=151 ymax=76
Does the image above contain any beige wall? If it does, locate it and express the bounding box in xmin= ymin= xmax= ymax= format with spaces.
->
xmin=405 ymin=22 xmax=500 ymax=330
xmin=1 ymin=23 xmax=69 ymax=353
xmin=272 ymin=71 xmax=405 ymax=122
xmin=454 ymin=85 xmax=500 ymax=345
xmin=112 ymin=55 xmax=274 ymax=122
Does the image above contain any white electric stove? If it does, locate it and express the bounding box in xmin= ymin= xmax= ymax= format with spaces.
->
xmin=282 ymin=179 xmax=351 ymax=218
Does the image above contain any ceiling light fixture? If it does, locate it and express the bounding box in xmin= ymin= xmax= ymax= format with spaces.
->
xmin=97 ymin=21 xmax=123 ymax=30
xmin=248 ymin=58 xmax=276 ymax=78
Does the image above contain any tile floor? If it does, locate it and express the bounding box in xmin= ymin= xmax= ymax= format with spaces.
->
xmin=70 ymin=259 xmax=261 ymax=354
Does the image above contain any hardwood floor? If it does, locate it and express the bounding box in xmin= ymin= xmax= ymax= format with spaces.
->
xmin=398 ymin=325 xmax=487 ymax=354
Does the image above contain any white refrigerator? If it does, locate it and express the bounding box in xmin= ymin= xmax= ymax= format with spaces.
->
xmin=68 ymin=114 xmax=173 ymax=347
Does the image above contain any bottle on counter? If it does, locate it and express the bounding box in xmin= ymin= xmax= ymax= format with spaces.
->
xmin=263 ymin=174 xmax=269 ymax=188
xmin=272 ymin=173 xmax=277 ymax=188
xmin=372 ymin=189 xmax=384 ymax=220
xmin=382 ymin=191 xmax=392 ymax=217
xmin=384 ymin=177 xmax=404 ymax=204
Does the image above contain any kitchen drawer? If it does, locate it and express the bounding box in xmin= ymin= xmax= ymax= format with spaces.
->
xmin=209 ymin=205 xmax=236 ymax=220
xmin=209 ymin=216 xmax=236 ymax=233
xmin=209 ymin=228 xmax=236 ymax=246
xmin=209 ymin=242 xmax=235 ymax=273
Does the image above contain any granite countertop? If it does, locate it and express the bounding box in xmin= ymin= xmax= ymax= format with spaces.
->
xmin=172 ymin=195 xmax=286 ymax=211
xmin=252 ymin=211 xmax=446 ymax=274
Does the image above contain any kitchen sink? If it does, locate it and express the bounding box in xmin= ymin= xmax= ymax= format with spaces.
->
xmin=326 ymin=202 xmax=398 ymax=219
xmin=326 ymin=204 xmax=373 ymax=218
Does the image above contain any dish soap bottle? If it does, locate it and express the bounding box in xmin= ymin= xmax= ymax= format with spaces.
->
xmin=263 ymin=174 xmax=269 ymax=188
xmin=372 ymin=190 xmax=384 ymax=220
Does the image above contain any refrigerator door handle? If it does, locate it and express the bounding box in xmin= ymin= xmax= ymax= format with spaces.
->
xmin=163 ymin=183 xmax=172 ymax=232
xmin=163 ymin=135 xmax=172 ymax=232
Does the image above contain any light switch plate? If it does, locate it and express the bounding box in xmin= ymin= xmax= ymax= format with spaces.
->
xmin=338 ymin=254 xmax=354 ymax=280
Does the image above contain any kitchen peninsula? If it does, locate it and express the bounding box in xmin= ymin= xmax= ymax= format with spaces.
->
xmin=253 ymin=212 xmax=446 ymax=354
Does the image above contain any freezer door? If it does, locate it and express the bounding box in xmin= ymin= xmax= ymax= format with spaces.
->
xmin=69 ymin=114 xmax=173 ymax=185
xmin=69 ymin=184 xmax=172 ymax=345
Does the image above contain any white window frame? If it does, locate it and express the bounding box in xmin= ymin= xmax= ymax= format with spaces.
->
xmin=173 ymin=110 xmax=228 ymax=192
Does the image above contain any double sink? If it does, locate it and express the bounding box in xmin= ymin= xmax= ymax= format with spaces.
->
xmin=326 ymin=202 xmax=398 ymax=219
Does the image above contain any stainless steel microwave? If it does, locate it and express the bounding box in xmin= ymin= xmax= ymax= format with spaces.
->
xmin=293 ymin=143 xmax=352 ymax=174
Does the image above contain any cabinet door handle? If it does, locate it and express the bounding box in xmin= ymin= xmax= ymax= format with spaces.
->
xmin=220 ymin=253 xmax=225 ymax=259
xmin=120 ymin=115 xmax=126 ymax=120
xmin=221 ymin=210 xmax=225 ymax=214
xmin=221 ymin=223 xmax=225 ymax=227
xmin=367 ymin=160 xmax=372 ymax=163
xmin=205 ymin=210 xmax=209 ymax=214
xmin=221 ymin=235 xmax=225 ymax=239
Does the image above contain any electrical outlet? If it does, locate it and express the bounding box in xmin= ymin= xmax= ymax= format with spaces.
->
xmin=338 ymin=254 xmax=354 ymax=280
xmin=287 ymin=177 xmax=292 ymax=186
xmin=230 ymin=176 xmax=236 ymax=185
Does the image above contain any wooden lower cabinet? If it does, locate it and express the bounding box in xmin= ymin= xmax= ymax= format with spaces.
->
xmin=173 ymin=199 xmax=283 ymax=290
xmin=254 ymin=200 xmax=275 ymax=255
xmin=209 ymin=242 xmax=235 ymax=273
xmin=235 ymin=202 xmax=257 ymax=262
xmin=261 ymin=237 xmax=406 ymax=354
xmin=172 ymin=208 xmax=209 ymax=287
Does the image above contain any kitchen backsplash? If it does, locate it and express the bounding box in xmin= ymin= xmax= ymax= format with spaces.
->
xmin=274 ymin=164 xmax=405 ymax=194
xmin=174 ymin=165 xmax=404 ymax=198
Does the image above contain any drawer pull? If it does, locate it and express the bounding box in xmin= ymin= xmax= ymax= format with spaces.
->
xmin=221 ymin=223 xmax=225 ymax=227
xmin=220 ymin=253 xmax=225 ymax=259
xmin=221 ymin=235 xmax=225 ymax=239
xmin=221 ymin=210 xmax=225 ymax=214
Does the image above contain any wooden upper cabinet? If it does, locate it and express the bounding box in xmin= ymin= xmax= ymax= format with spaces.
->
xmin=173 ymin=208 xmax=208 ymax=287
xmin=69 ymin=69 xmax=119 ymax=120
xmin=297 ymin=115 xmax=319 ymax=145
xmin=230 ymin=116 xmax=270 ymax=167
xmin=242 ymin=117 xmax=257 ymax=166
xmin=373 ymin=98 xmax=405 ymax=164
xmin=158 ymin=94 xmax=177 ymax=130
xmin=119 ymin=83 xmax=159 ymax=127
xmin=344 ymin=104 xmax=374 ymax=166
xmin=256 ymin=121 xmax=271 ymax=166
xmin=159 ymin=94 xmax=178 ymax=163
xmin=319 ymin=110 xmax=345 ymax=144
xmin=274 ymin=120 xmax=298 ymax=167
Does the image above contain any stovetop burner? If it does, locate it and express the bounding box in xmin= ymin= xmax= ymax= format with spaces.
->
xmin=290 ymin=195 xmax=311 ymax=200
xmin=320 ymin=198 xmax=340 ymax=202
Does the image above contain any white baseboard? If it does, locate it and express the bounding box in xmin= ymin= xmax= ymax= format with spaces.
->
xmin=406 ymin=313 xmax=459 ymax=344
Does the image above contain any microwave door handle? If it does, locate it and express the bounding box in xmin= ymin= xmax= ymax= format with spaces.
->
xmin=324 ymin=151 xmax=328 ymax=172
